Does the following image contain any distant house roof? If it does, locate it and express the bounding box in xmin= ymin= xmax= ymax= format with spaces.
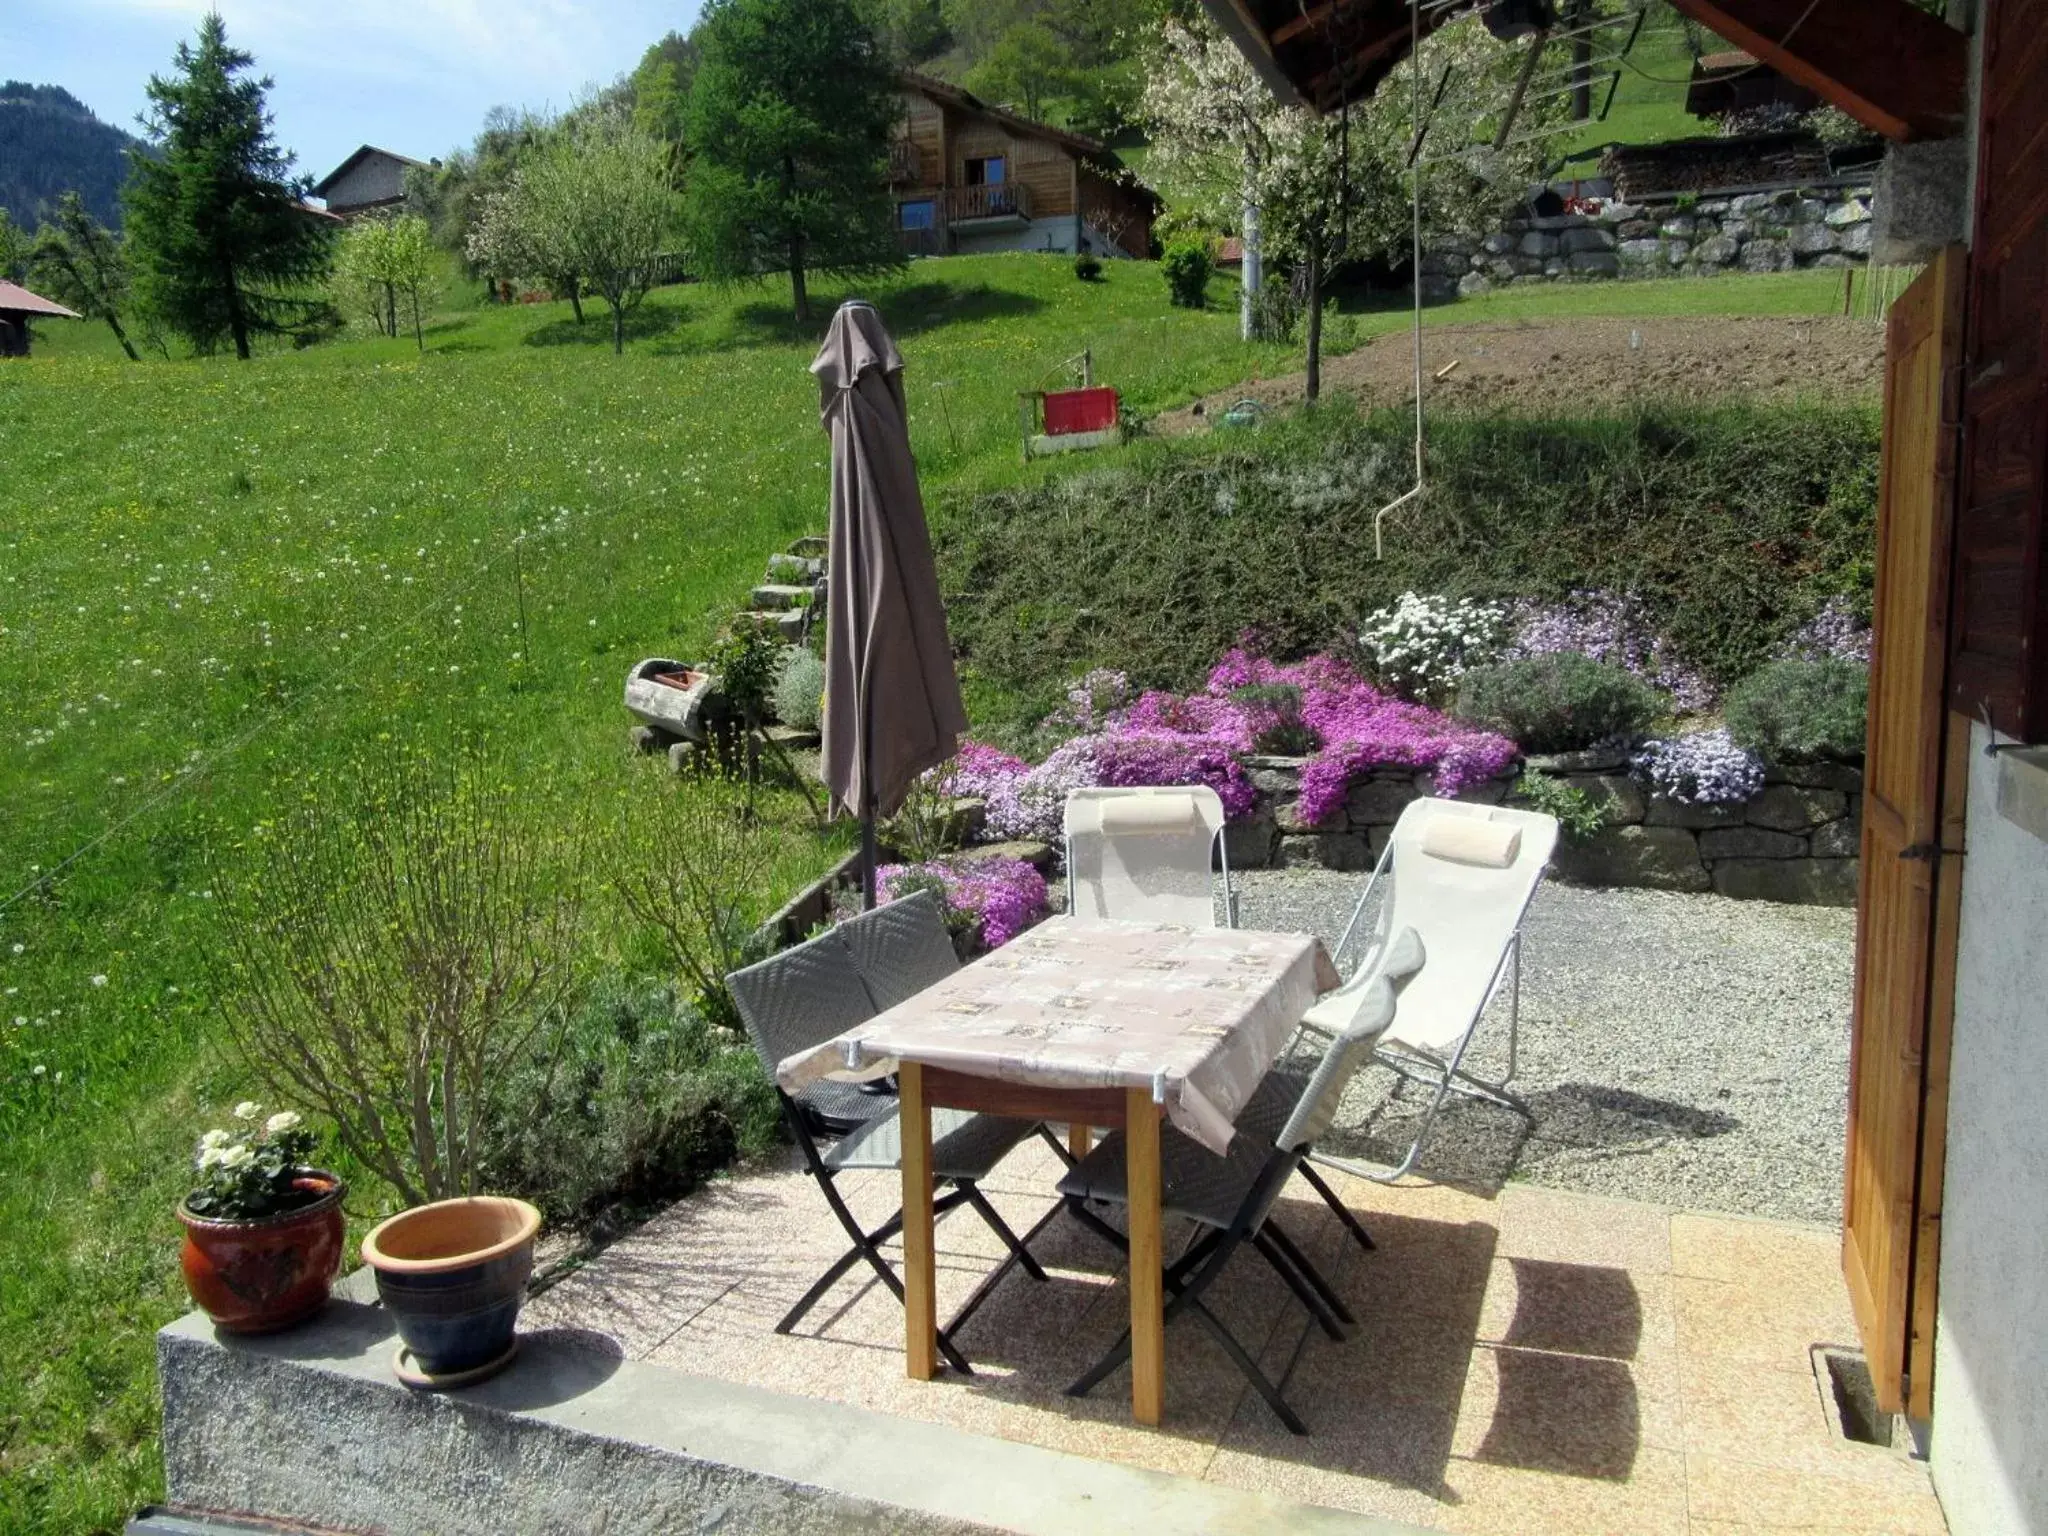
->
xmin=897 ymin=70 xmax=1105 ymax=158
xmin=0 ymin=281 xmax=81 ymax=319
xmin=311 ymin=145 xmax=431 ymax=199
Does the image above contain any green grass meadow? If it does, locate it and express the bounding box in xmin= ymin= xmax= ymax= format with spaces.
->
xmin=0 ymin=252 xmax=1845 ymax=1531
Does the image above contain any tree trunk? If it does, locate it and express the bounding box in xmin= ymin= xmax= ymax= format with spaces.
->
xmin=611 ymin=300 xmax=625 ymax=355
xmin=790 ymin=234 xmax=810 ymax=325
xmin=411 ymin=290 xmax=423 ymax=353
xmin=1570 ymin=0 xmax=1593 ymax=120
xmin=566 ymin=277 xmax=584 ymax=324
xmin=384 ymin=281 xmax=397 ymax=338
xmin=225 ymin=261 xmax=251 ymax=361
xmin=104 ymin=312 xmax=140 ymax=362
xmin=1304 ymin=235 xmax=1324 ymax=403
xmin=1240 ymin=197 xmax=1263 ymax=341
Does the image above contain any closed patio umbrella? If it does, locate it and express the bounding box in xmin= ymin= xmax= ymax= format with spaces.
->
xmin=813 ymin=300 xmax=968 ymax=907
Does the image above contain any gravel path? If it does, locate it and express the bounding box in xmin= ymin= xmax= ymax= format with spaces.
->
xmin=1236 ymin=869 xmax=1855 ymax=1224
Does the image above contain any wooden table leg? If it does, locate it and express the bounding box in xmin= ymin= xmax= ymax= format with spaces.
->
xmin=1124 ymin=1087 xmax=1164 ymax=1426
xmin=1067 ymin=1122 xmax=1093 ymax=1160
xmin=900 ymin=1062 xmax=938 ymax=1381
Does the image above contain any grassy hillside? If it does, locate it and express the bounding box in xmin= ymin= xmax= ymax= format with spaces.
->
xmin=0 ymin=252 xmax=1848 ymax=1533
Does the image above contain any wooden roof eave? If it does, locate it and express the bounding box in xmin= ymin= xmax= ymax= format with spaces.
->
xmin=1654 ymin=0 xmax=1964 ymax=142
xmin=1203 ymin=0 xmax=1311 ymax=106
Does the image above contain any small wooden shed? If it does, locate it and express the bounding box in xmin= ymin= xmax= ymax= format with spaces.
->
xmin=0 ymin=281 xmax=81 ymax=357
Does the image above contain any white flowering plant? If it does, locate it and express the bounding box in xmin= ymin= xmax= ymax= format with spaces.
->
xmin=1359 ymin=592 xmax=1507 ymax=705
xmin=185 ymin=1101 xmax=323 ymax=1220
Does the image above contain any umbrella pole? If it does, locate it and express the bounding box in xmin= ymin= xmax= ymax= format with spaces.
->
xmin=861 ymin=797 xmax=879 ymax=911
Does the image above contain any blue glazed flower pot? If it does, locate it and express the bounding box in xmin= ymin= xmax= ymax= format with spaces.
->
xmin=362 ymin=1196 xmax=541 ymax=1388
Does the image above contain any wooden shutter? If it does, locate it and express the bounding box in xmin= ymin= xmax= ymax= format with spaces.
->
xmin=1948 ymin=0 xmax=2048 ymax=737
xmin=1843 ymin=246 xmax=1965 ymax=1417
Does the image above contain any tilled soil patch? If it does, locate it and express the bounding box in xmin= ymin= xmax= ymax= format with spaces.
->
xmin=1154 ymin=314 xmax=1885 ymax=433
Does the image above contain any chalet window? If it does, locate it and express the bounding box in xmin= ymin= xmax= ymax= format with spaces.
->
xmin=898 ymin=200 xmax=936 ymax=231
xmin=965 ymin=156 xmax=1006 ymax=186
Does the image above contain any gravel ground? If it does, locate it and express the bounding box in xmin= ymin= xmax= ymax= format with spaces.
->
xmin=1235 ymin=869 xmax=1855 ymax=1224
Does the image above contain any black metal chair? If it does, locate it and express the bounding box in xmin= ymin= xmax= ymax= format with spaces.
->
xmin=726 ymin=897 xmax=1052 ymax=1373
xmin=1056 ymin=929 xmax=1426 ymax=1432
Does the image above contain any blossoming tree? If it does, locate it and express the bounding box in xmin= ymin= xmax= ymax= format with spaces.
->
xmin=1143 ymin=13 xmax=1561 ymax=398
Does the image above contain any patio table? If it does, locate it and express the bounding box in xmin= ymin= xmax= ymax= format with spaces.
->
xmin=776 ymin=915 xmax=1340 ymax=1425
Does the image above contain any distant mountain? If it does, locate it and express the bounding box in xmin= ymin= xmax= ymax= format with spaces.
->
xmin=0 ymin=82 xmax=147 ymax=229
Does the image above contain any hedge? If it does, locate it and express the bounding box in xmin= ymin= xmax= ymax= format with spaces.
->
xmin=932 ymin=402 xmax=1878 ymax=735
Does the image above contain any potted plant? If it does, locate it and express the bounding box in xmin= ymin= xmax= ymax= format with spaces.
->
xmin=361 ymin=1196 xmax=542 ymax=1389
xmin=176 ymin=1102 xmax=346 ymax=1333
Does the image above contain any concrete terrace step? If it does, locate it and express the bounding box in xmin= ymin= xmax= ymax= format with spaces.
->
xmin=788 ymin=534 xmax=828 ymax=559
xmin=749 ymin=583 xmax=814 ymax=611
xmin=156 ymin=1297 xmax=1427 ymax=1536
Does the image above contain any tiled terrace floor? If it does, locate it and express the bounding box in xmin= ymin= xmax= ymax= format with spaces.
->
xmin=525 ymin=1139 xmax=1944 ymax=1534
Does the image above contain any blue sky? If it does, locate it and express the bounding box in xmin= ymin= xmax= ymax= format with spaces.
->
xmin=4 ymin=0 xmax=701 ymax=186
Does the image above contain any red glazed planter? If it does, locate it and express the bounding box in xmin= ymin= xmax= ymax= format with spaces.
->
xmin=177 ymin=1172 xmax=347 ymax=1334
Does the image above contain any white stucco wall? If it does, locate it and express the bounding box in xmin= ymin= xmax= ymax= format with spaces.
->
xmin=1928 ymin=721 xmax=2048 ymax=1535
xmin=952 ymin=216 xmax=1081 ymax=256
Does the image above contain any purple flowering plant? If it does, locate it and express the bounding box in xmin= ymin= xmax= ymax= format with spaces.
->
xmin=1632 ymin=727 xmax=1765 ymax=806
xmin=1504 ymin=590 xmax=1715 ymax=715
xmin=930 ymin=646 xmax=1517 ymax=838
xmin=878 ymin=857 xmax=1049 ymax=949
xmin=1778 ymin=597 xmax=1872 ymax=666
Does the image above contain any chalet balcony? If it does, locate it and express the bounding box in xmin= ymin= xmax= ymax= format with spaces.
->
xmin=945 ymin=182 xmax=1032 ymax=228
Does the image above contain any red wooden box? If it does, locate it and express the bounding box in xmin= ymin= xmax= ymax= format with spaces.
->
xmin=1041 ymin=386 xmax=1120 ymax=436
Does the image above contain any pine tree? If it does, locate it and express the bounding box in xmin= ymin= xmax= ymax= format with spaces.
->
xmin=123 ymin=15 xmax=332 ymax=359
xmin=683 ymin=0 xmax=902 ymax=326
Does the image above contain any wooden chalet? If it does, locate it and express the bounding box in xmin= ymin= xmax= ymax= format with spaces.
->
xmin=312 ymin=145 xmax=432 ymax=218
xmin=891 ymin=71 xmax=1156 ymax=259
xmin=0 ymin=280 xmax=80 ymax=357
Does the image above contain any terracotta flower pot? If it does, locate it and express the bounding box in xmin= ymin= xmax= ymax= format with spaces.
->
xmin=361 ymin=1196 xmax=541 ymax=1389
xmin=177 ymin=1172 xmax=347 ymax=1334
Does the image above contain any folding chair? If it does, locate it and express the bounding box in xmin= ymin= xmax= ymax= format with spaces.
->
xmin=1303 ymin=797 xmax=1558 ymax=1185
xmin=1063 ymin=785 xmax=1234 ymax=928
xmin=726 ymin=918 xmax=1051 ymax=1373
xmin=839 ymin=891 xmax=1077 ymax=1167
xmin=1233 ymin=928 xmax=1428 ymax=1254
xmin=1055 ymin=932 xmax=1427 ymax=1433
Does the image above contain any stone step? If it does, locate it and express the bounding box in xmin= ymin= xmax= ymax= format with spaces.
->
xmin=788 ymin=534 xmax=828 ymax=559
xmin=740 ymin=608 xmax=807 ymax=642
xmin=750 ymin=583 xmax=814 ymax=612
xmin=765 ymin=552 xmax=823 ymax=583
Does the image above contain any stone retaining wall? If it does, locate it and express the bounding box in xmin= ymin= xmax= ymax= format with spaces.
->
xmin=1422 ymin=183 xmax=1875 ymax=299
xmin=1225 ymin=748 xmax=1862 ymax=907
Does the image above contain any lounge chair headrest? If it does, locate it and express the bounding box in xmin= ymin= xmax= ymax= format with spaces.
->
xmin=1420 ymin=813 xmax=1522 ymax=868
xmin=1098 ymin=793 xmax=1203 ymax=835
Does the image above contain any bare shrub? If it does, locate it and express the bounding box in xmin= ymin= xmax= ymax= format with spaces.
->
xmin=611 ymin=776 xmax=778 ymax=1033
xmin=213 ymin=747 xmax=587 ymax=1206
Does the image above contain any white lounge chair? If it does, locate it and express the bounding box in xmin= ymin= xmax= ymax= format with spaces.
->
xmin=1304 ymin=797 xmax=1558 ymax=1183
xmin=1062 ymin=785 xmax=1234 ymax=927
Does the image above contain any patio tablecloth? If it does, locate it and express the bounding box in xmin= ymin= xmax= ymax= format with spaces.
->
xmin=775 ymin=917 xmax=1341 ymax=1155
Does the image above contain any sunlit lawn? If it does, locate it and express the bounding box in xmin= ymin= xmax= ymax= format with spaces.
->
xmin=0 ymin=251 xmax=1844 ymax=1532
